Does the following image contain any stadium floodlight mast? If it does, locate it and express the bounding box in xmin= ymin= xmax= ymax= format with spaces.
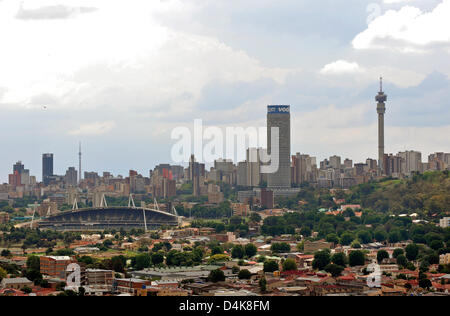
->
xmin=128 ymin=194 xmax=136 ymax=208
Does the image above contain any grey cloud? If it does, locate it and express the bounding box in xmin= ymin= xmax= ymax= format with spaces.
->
xmin=16 ymin=5 xmax=97 ymax=20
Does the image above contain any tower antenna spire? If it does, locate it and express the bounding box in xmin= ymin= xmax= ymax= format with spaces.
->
xmin=380 ymin=76 xmax=383 ymax=92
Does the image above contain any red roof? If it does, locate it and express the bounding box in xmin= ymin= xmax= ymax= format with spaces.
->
xmin=0 ymin=289 xmax=27 ymax=296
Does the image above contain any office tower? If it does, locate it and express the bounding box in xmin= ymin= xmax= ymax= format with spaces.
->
xmin=267 ymin=105 xmax=291 ymax=188
xmin=8 ymin=171 xmax=21 ymax=187
xmin=42 ymin=153 xmax=54 ymax=185
xmin=292 ymin=153 xmax=317 ymax=185
xmin=366 ymin=158 xmax=378 ymax=170
xmin=214 ymin=159 xmax=235 ymax=185
xmin=189 ymin=155 xmax=203 ymax=196
xmin=329 ymin=155 xmax=341 ymax=169
xmin=13 ymin=161 xmax=25 ymax=175
xmin=344 ymin=159 xmax=353 ymax=169
xmin=398 ymin=150 xmax=422 ymax=176
xmin=237 ymin=162 xmax=248 ymax=187
xmin=246 ymin=148 xmax=264 ymax=187
xmin=12 ymin=161 xmax=30 ymax=186
xmin=384 ymin=153 xmax=403 ymax=177
xmin=376 ymin=77 xmax=387 ymax=174
xmin=65 ymin=167 xmax=78 ymax=187
xmin=21 ymin=169 xmax=30 ymax=186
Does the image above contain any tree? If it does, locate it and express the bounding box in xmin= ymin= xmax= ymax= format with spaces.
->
xmin=133 ymin=253 xmax=151 ymax=270
xmin=357 ymin=230 xmax=372 ymax=244
xmin=282 ymin=259 xmax=297 ymax=272
xmin=231 ymin=245 xmax=245 ymax=259
xmin=312 ymin=250 xmax=331 ymax=270
xmin=300 ymin=227 xmax=311 ymax=238
xmin=211 ymin=246 xmax=224 ymax=256
xmin=259 ymin=277 xmax=267 ymax=293
xmin=405 ymin=244 xmax=419 ymax=261
xmin=26 ymin=255 xmax=40 ymax=272
xmin=374 ymin=230 xmax=387 ymax=242
xmin=1 ymin=249 xmax=11 ymax=257
xmin=349 ymin=250 xmax=365 ymax=267
xmin=396 ymin=254 xmax=408 ymax=268
xmin=244 ymin=243 xmax=257 ymax=258
xmin=208 ymin=269 xmax=225 ymax=283
xmin=151 ymin=252 xmax=164 ymax=265
xmin=430 ymin=240 xmax=444 ymax=251
xmin=0 ymin=267 xmax=7 ymax=281
xmin=238 ymin=269 xmax=252 ymax=279
xmin=78 ymin=287 xmax=86 ymax=297
xmin=331 ymin=252 xmax=347 ymax=267
xmin=111 ymin=256 xmax=126 ymax=273
xmin=419 ymin=278 xmax=432 ymax=289
xmin=231 ymin=266 xmax=240 ymax=274
xmin=393 ymin=248 xmax=404 ymax=259
xmin=263 ymin=260 xmax=279 ymax=273
xmin=377 ymin=250 xmax=389 ymax=263
xmin=21 ymin=286 xmax=32 ymax=294
xmin=340 ymin=233 xmax=354 ymax=246
xmin=250 ymin=212 xmax=261 ymax=223
xmin=326 ymin=233 xmax=339 ymax=245
xmin=270 ymin=242 xmax=290 ymax=253
xmin=325 ymin=264 xmax=344 ymax=277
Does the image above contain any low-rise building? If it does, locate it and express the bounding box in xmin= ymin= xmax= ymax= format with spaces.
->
xmin=1 ymin=277 xmax=33 ymax=290
xmin=40 ymin=256 xmax=73 ymax=279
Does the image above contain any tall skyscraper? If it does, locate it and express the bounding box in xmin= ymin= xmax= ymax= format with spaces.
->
xmin=376 ymin=78 xmax=387 ymax=174
xmin=42 ymin=153 xmax=54 ymax=185
xmin=267 ymin=105 xmax=291 ymax=188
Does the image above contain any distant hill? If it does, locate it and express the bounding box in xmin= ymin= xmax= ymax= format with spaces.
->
xmin=348 ymin=171 xmax=450 ymax=218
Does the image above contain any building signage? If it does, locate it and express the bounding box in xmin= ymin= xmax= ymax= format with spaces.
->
xmin=267 ymin=105 xmax=290 ymax=114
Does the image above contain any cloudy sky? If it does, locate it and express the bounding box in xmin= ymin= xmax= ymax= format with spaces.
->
xmin=1 ymin=0 xmax=449 ymax=182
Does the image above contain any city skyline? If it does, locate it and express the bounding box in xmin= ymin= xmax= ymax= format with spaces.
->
xmin=1 ymin=0 xmax=450 ymax=182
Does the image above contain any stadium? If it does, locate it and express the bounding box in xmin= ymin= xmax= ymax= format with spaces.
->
xmin=38 ymin=206 xmax=180 ymax=231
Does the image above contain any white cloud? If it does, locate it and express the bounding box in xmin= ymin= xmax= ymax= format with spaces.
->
xmin=319 ymin=60 xmax=425 ymax=87
xmin=68 ymin=121 xmax=115 ymax=136
xmin=383 ymin=0 xmax=413 ymax=4
xmin=320 ymin=60 xmax=364 ymax=75
xmin=353 ymin=0 xmax=450 ymax=52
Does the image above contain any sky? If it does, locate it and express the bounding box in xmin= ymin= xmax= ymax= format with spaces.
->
xmin=0 ymin=0 xmax=449 ymax=182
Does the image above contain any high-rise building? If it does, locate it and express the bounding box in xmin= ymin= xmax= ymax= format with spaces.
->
xmin=329 ymin=155 xmax=341 ymax=169
xmin=42 ymin=153 xmax=54 ymax=185
xmin=246 ymin=148 xmax=264 ymax=187
xmin=376 ymin=78 xmax=387 ymax=174
xmin=13 ymin=161 xmax=25 ymax=175
xmin=237 ymin=162 xmax=248 ymax=187
xmin=267 ymin=105 xmax=291 ymax=188
xmin=344 ymin=159 xmax=353 ymax=169
xmin=65 ymin=167 xmax=78 ymax=187
xmin=292 ymin=153 xmax=317 ymax=185
xmin=78 ymin=142 xmax=82 ymax=185
xmin=188 ymin=155 xmax=204 ymax=196
xmin=398 ymin=151 xmax=422 ymax=176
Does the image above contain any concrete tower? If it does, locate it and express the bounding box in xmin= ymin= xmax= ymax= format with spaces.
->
xmin=267 ymin=105 xmax=291 ymax=188
xmin=376 ymin=77 xmax=387 ymax=174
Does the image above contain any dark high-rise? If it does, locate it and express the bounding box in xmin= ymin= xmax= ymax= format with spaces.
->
xmin=13 ymin=161 xmax=25 ymax=175
xmin=42 ymin=153 xmax=54 ymax=185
